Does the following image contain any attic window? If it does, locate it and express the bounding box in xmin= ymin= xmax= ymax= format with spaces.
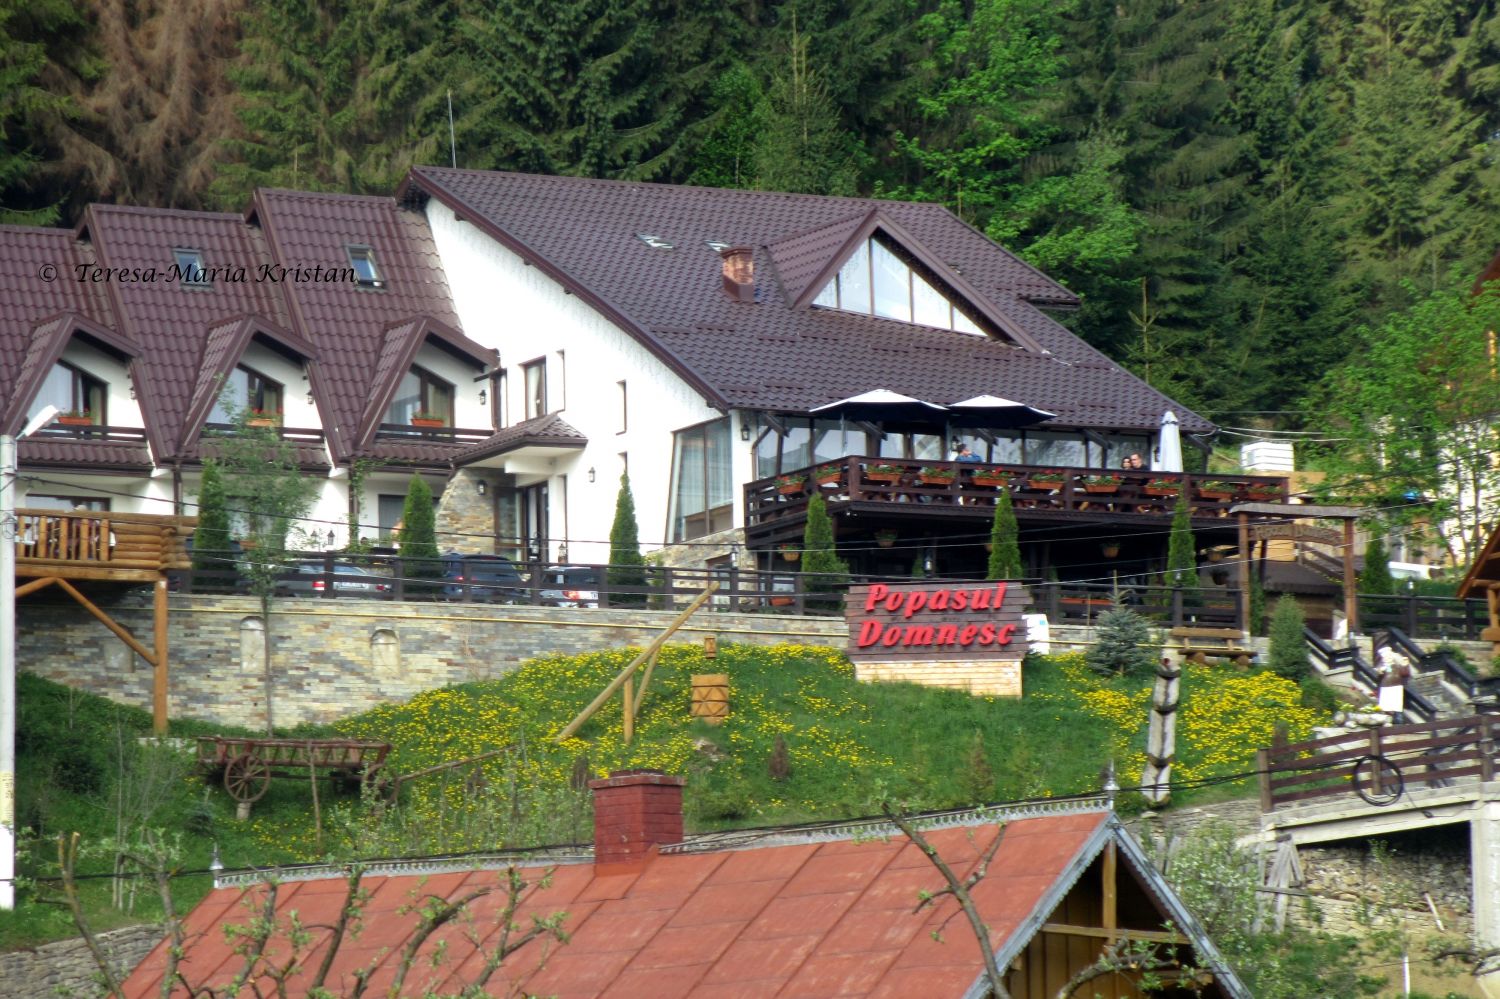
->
xmin=812 ymin=235 xmax=987 ymax=336
xmin=346 ymin=245 xmax=383 ymax=287
xmin=637 ymin=234 xmax=674 ymax=250
xmin=173 ymin=248 xmax=209 ymax=286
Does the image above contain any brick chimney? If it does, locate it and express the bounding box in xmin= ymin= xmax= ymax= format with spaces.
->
xmin=588 ymin=769 xmax=685 ymax=865
xmin=720 ymin=246 xmax=755 ymax=302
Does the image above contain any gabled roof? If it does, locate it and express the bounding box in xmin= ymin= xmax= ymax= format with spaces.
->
xmin=251 ymin=189 xmax=468 ymax=461
xmin=0 ymin=312 xmax=139 ymax=432
xmin=452 ymin=412 xmax=588 ymax=467
xmin=405 ymin=168 xmax=1213 ymax=435
xmin=1459 ymin=522 xmax=1500 ymax=600
xmin=177 ymin=314 xmax=318 ymax=452
xmin=353 ymin=315 xmax=497 ymax=451
xmin=120 ymin=808 xmax=1247 ymax=998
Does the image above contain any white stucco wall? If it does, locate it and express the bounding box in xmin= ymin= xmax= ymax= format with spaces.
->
xmin=426 ymin=203 xmax=737 ymax=560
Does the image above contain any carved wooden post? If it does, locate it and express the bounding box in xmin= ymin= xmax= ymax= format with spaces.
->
xmin=1141 ymin=656 xmax=1181 ymax=805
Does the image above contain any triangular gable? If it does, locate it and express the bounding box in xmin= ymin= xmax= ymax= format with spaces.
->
xmin=1 ymin=312 xmax=139 ymax=432
xmin=783 ymin=207 xmax=1047 ymax=354
xmin=354 ymin=315 xmax=498 ymax=450
xmin=1459 ymin=522 xmax=1500 ymax=600
xmin=178 ymin=315 xmax=319 ymax=451
xmin=980 ymin=816 xmax=1251 ymax=999
xmin=767 ymin=211 xmax=871 ymax=305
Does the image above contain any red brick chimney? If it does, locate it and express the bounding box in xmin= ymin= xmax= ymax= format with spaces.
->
xmin=720 ymin=246 xmax=755 ymax=302
xmin=588 ymin=769 xmax=685 ymax=865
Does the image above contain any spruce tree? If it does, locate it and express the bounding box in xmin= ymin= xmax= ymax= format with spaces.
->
xmin=1085 ymin=603 xmax=1156 ymax=678
xmin=986 ymin=488 xmax=1023 ymax=580
xmin=801 ymin=493 xmax=849 ymax=601
xmin=1165 ymin=491 xmax=1198 ymax=598
xmin=751 ymin=22 xmax=857 ymax=195
xmin=192 ymin=461 xmax=232 ymax=574
xmin=1267 ymin=594 xmax=1308 ymax=679
xmin=398 ymin=474 xmax=440 ymax=585
xmin=959 ymin=729 xmax=995 ymax=805
xmin=1359 ymin=536 xmax=1394 ymax=596
xmin=608 ymin=472 xmax=647 ymax=605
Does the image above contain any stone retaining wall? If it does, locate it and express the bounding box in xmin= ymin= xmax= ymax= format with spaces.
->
xmin=1 ymin=923 xmax=162 ymax=999
xmin=19 ymin=590 xmax=847 ymax=728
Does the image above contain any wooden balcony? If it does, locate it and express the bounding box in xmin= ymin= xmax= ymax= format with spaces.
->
xmin=17 ymin=508 xmax=193 ymax=582
xmin=744 ymin=457 xmax=1292 ymax=545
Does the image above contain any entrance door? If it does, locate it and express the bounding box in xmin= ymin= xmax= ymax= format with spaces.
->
xmin=520 ymin=483 xmax=549 ymax=562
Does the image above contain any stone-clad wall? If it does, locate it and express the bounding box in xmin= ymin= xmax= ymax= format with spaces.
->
xmin=18 ymin=591 xmax=846 ymax=728
xmin=1 ymin=923 xmax=163 ymax=999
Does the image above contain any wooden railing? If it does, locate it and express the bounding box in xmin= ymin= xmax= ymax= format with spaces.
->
xmin=16 ymin=509 xmax=193 ymax=575
xmin=25 ymin=424 xmax=148 ymax=442
xmin=1258 ymin=714 xmax=1500 ymax=811
xmin=1360 ymin=594 xmax=1488 ymax=640
xmin=371 ymin=423 xmax=496 ymax=444
xmin=745 ymin=457 xmax=1290 ymax=528
xmin=1303 ymin=627 xmax=1437 ymax=722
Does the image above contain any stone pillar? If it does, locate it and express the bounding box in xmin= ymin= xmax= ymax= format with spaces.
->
xmin=1472 ymin=800 xmax=1500 ymax=998
xmin=435 ymin=469 xmax=506 ymax=551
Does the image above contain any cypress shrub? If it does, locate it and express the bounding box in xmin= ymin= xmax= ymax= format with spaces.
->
xmin=986 ymin=488 xmax=1023 ymax=580
xmin=607 ymin=472 xmax=647 ymax=605
xmin=1267 ymin=595 xmax=1309 ymax=679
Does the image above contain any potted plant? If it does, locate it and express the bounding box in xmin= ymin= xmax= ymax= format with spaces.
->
xmin=1082 ymin=473 xmax=1123 ymax=494
xmin=410 ymin=411 xmax=446 ymax=428
xmin=813 ymin=463 xmax=843 ymax=485
xmin=874 ymin=529 xmax=898 ymax=548
xmin=1026 ymin=469 xmax=1066 ymax=490
xmin=970 ymin=467 xmax=1011 ymax=487
xmin=917 ymin=466 xmax=957 ymax=485
xmin=245 ymin=408 xmax=281 ymax=428
xmin=863 ymin=463 xmax=904 ymax=483
xmin=778 ymin=542 xmax=801 ymax=562
xmin=1197 ymin=479 xmax=1239 ymax=501
xmin=56 ymin=409 xmax=93 ymax=426
xmin=1244 ymin=483 xmax=1282 ymax=501
xmin=774 ymin=473 xmax=807 ymax=495
xmin=1143 ymin=477 xmax=1182 ymax=497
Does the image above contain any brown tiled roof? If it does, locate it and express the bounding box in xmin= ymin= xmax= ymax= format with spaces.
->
xmin=452 ymin=412 xmax=588 ymax=465
xmin=18 ymin=436 xmax=153 ymax=473
xmin=406 ymin=168 xmax=1212 ymax=435
xmin=251 ymin=189 xmax=468 ymax=460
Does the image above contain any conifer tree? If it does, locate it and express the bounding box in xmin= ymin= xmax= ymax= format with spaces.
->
xmin=959 ymin=729 xmax=995 ymax=805
xmin=607 ymin=472 xmax=646 ymax=605
xmin=801 ymin=493 xmax=849 ymax=598
xmin=398 ymin=474 xmax=440 ymax=584
xmin=1267 ymin=595 xmax=1308 ymax=679
xmin=986 ymin=488 xmax=1023 ymax=580
xmin=1085 ymin=603 xmax=1156 ymax=678
xmin=1165 ymin=492 xmax=1197 ymax=595
xmin=1359 ymin=536 xmax=1394 ymax=596
xmin=191 ymin=461 xmax=231 ymax=574
xmin=751 ymin=21 xmax=856 ymax=195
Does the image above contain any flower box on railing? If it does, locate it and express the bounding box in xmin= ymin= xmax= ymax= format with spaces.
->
xmin=813 ymin=463 xmax=843 ymax=485
xmin=1025 ymin=470 xmax=1066 ymax=490
xmin=775 ymin=474 xmax=807 ymax=495
xmin=864 ymin=464 xmax=904 ymax=483
xmin=1082 ymin=474 xmax=1122 ymax=494
xmin=57 ymin=412 xmax=93 ymax=426
xmin=969 ymin=469 xmax=1012 ymax=487
xmin=1197 ymin=480 xmax=1239 ymax=501
xmin=917 ymin=466 xmax=957 ymax=485
xmin=1143 ymin=478 xmax=1183 ymax=497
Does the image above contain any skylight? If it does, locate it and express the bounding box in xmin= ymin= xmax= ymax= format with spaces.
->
xmin=346 ymin=245 xmax=384 ymax=288
xmin=637 ymin=234 xmax=674 ymax=250
xmin=705 ymin=240 xmax=730 ymax=253
xmin=173 ymin=248 xmax=209 ymax=287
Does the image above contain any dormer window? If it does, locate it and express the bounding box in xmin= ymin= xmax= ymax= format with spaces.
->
xmin=812 ymin=235 xmax=985 ymax=335
xmin=386 ymin=365 xmax=452 ymax=425
xmin=346 ymin=245 xmax=383 ymax=288
xmin=210 ymin=365 xmax=284 ymax=425
xmin=174 ymin=248 xmax=209 ymax=287
xmin=37 ymin=361 xmax=106 ymax=425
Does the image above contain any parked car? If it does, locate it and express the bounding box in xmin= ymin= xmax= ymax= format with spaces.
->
xmin=539 ymin=566 xmax=602 ymax=607
xmin=275 ymin=561 xmax=390 ymax=598
xmin=441 ymin=553 xmax=526 ymax=602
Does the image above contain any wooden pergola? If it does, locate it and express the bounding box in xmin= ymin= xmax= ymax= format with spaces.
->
xmin=1231 ymin=502 xmax=1365 ymax=636
xmin=16 ymin=509 xmax=194 ymax=732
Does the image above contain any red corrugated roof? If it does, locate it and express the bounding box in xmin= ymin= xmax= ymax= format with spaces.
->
xmin=122 ymin=811 xmax=1110 ymax=998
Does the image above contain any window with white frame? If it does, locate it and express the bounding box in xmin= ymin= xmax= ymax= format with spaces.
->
xmin=522 ymin=359 xmax=546 ymax=420
xmin=668 ymin=418 xmax=733 ymax=541
xmin=209 ymin=365 xmax=284 ymax=424
xmin=36 ymin=361 xmax=107 ymax=424
xmin=811 ymin=235 xmax=987 ymax=335
xmin=386 ymin=365 xmax=454 ymax=425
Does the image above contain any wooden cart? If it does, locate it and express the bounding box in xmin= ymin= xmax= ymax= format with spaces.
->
xmin=196 ymin=736 xmax=392 ymax=804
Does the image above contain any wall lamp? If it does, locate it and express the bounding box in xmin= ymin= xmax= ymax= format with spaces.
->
xmin=588 ymin=467 xmax=596 ymax=483
xmin=476 ymin=480 xmax=488 ymax=496
xmin=740 ymin=421 xmax=751 ymax=442
xmin=479 ymin=388 xmax=488 ymax=406
xmin=326 ymin=529 xmax=336 ymax=550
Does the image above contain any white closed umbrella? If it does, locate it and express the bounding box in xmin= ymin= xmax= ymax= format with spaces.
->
xmin=1153 ymin=411 xmax=1183 ymax=472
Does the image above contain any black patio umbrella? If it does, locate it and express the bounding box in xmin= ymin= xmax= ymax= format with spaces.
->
xmin=945 ymin=394 xmax=1056 ymax=430
xmin=809 ymin=389 xmax=950 ymax=431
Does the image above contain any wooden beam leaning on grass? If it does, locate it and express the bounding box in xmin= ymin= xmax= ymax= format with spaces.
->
xmin=882 ymin=804 xmax=1012 ymax=999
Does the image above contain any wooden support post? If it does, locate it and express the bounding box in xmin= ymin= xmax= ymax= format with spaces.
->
xmin=153 ymin=578 xmax=168 ymax=734
xmin=53 ymin=579 xmax=155 ymax=664
xmin=1257 ymin=748 xmax=1273 ymax=812
xmin=1343 ymin=518 xmax=1358 ymax=634
xmin=555 ymin=583 xmax=718 ymax=742
xmin=1237 ymin=511 xmax=1251 ymax=636
xmin=1102 ymin=841 xmax=1118 ymax=940
xmin=622 ymin=676 xmax=634 ymax=745
xmin=631 ymin=649 xmax=660 ymax=726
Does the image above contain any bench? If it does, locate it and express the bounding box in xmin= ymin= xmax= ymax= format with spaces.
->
xmin=1170 ymin=626 xmax=1255 ymax=667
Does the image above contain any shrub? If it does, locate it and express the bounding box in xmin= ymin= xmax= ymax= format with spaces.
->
xmin=959 ymin=730 xmax=995 ymax=804
xmin=1359 ymin=536 xmax=1394 ymax=595
xmin=1085 ymin=603 xmax=1157 ymax=678
xmin=192 ymin=461 xmax=231 ymax=572
xmin=607 ymin=472 xmax=647 ymax=605
xmin=1267 ymin=595 xmax=1308 ymax=679
xmin=1166 ymin=491 xmax=1199 ymax=602
xmin=986 ymin=488 xmax=1023 ymax=580
xmin=801 ymin=493 xmax=849 ymax=598
xmin=397 ymin=474 xmax=440 ymax=584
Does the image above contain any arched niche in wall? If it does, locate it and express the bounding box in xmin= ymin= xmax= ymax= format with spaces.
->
xmin=239 ymin=617 xmax=266 ymax=673
xmin=371 ymin=627 xmax=400 ymax=678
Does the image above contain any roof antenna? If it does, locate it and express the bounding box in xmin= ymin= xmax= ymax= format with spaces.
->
xmin=447 ymin=89 xmax=457 ymax=169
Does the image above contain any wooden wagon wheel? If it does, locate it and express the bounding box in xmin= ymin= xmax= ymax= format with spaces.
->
xmin=362 ymin=761 xmax=396 ymax=803
xmin=224 ymin=753 xmax=272 ymax=803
